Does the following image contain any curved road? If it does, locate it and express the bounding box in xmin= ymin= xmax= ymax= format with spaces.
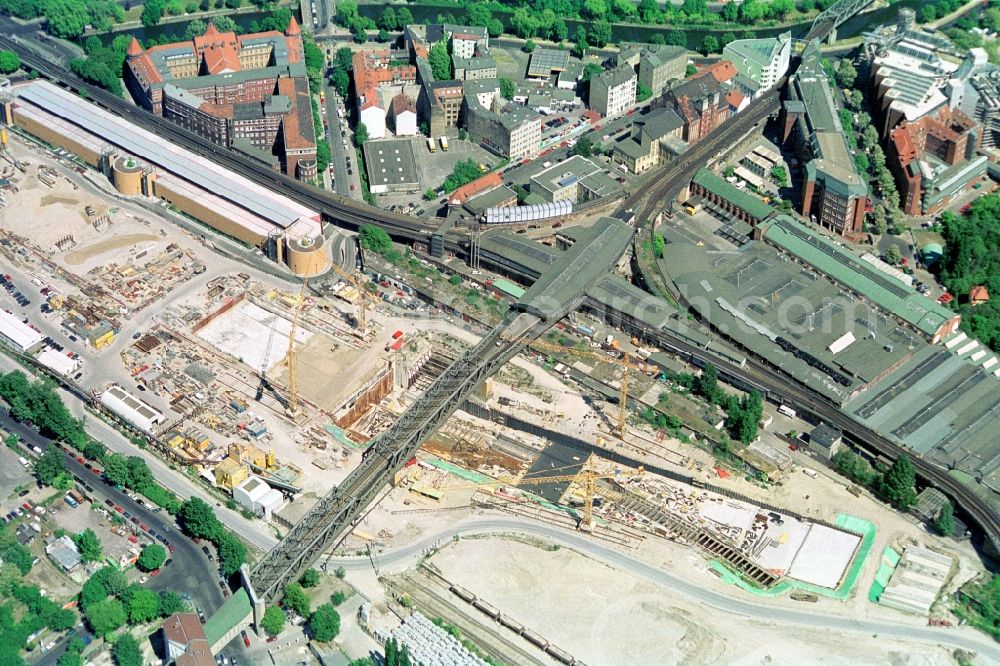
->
xmin=329 ymin=517 xmax=997 ymax=656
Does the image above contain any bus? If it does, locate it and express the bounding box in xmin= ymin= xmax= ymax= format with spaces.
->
xmin=427 ymin=138 xmax=436 ymax=153
xmin=440 ymin=136 xmax=449 ymax=151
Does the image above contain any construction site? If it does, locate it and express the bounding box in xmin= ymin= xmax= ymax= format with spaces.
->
xmin=0 ymin=104 xmax=992 ymax=665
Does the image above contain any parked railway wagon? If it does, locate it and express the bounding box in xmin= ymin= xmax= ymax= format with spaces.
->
xmin=546 ymin=645 xmax=576 ymax=664
xmin=449 ymin=585 xmax=476 ymax=604
xmin=473 ymin=599 xmax=500 ymax=620
xmin=498 ymin=614 xmax=524 ymax=633
xmin=521 ymin=628 xmax=549 ymax=649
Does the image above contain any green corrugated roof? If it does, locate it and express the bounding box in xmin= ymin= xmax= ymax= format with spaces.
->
xmin=692 ymin=168 xmax=774 ymax=222
xmin=763 ymin=216 xmax=957 ymax=337
xmin=493 ymin=277 xmax=526 ymax=298
xmin=204 ymin=587 xmax=251 ymax=646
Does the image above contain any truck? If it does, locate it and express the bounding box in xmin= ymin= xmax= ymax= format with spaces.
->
xmin=427 ymin=138 xmax=436 ymax=153
xmin=440 ymin=136 xmax=449 ymax=151
xmin=777 ymin=404 xmax=797 ymax=418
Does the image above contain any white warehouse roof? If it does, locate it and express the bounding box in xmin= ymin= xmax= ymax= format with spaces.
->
xmin=0 ymin=310 xmax=44 ymax=352
xmin=36 ymin=348 xmax=79 ymax=377
xmin=100 ymin=385 xmax=165 ymax=433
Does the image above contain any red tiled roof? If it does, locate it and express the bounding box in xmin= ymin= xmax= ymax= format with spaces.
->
xmin=970 ymin=286 xmax=990 ymax=302
xmin=127 ymin=37 xmax=143 ymax=57
xmin=449 ymin=172 xmax=502 ymax=205
xmin=391 ymin=93 xmax=416 ymax=115
xmin=163 ymin=613 xmax=206 ymax=646
xmin=202 ymin=46 xmax=241 ymax=74
xmin=725 ymin=89 xmax=744 ymax=108
xmin=694 ymin=60 xmax=737 ymax=84
xmin=285 ymin=16 xmax=301 ymax=36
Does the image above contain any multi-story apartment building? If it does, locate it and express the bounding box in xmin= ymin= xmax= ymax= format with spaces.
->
xmin=666 ymin=75 xmax=730 ymax=144
xmin=611 ymin=108 xmax=685 ymax=173
xmin=888 ymin=106 xmax=986 ymax=215
xmin=464 ymin=96 xmax=541 ymax=159
xmin=590 ymin=65 xmax=636 ymax=118
xmin=124 ymin=19 xmax=316 ymax=178
xmin=723 ymin=33 xmax=791 ymax=95
xmin=618 ymin=43 xmax=687 ymax=95
xmin=782 ymin=41 xmax=868 ymax=235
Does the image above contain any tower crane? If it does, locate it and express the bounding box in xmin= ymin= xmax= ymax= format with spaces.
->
xmin=435 ymin=453 xmax=643 ymax=531
xmin=524 ymin=338 xmax=642 ymax=439
xmin=284 ymin=277 xmax=309 ymax=415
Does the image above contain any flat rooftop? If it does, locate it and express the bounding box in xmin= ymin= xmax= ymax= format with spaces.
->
xmin=847 ymin=340 xmax=1000 ymax=490
xmin=363 ymin=138 xmax=419 ymax=189
xmin=14 ymin=81 xmax=319 ymax=232
xmin=662 ymin=233 xmax=921 ymax=404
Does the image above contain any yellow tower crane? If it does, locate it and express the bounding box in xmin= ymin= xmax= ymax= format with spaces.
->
xmin=284 ymin=277 xmax=309 ymax=415
xmin=524 ymin=338 xmax=642 ymax=439
xmin=436 ymin=454 xmax=643 ymax=531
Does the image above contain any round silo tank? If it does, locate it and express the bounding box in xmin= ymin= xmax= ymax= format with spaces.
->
xmin=112 ymin=156 xmax=143 ymax=195
xmin=285 ymin=233 xmax=330 ymax=277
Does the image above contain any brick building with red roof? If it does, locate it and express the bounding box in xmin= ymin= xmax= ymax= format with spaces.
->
xmin=123 ymin=18 xmax=316 ymax=179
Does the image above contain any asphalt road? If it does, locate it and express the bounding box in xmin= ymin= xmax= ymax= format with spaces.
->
xmin=0 ymin=353 xmax=279 ymax=553
xmin=324 ymin=87 xmax=360 ymax=199
xmin=0 ymin=412 xmax=227 ymax=664
xmin=329 ymin=517 xmax=999 ymax=657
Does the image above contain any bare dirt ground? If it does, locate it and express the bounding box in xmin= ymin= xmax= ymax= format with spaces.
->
xmin=430 ymin=537 xmax=960 ymax=666
xmin=63 ymin=233 xmax=161 ymax=265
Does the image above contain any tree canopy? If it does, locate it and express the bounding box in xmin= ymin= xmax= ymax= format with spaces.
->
xmin=359 ymin=224 xmax=392 ymax=254
xmin=934 ymin=501 xmax=954 ymax=536
xmin=72 ymin=529 xmax=102 ymax=563
xmin=308 ymin=604 xmax=341 ymax=642
xmin=443 ymin=159 xmax=484 ymax=193
xmin=84 ymin=597 xmax=126 ymax=637
xmin=428 ymin=41 xmax=451 ymax=80
xmin=283 ymin=583 xmax=311 ymax=618
xmin=111 ymin=633 xmax=143 ymax=666
xmin=879 ymin=454 xmax=917 ymax=510
xmin=939 ymin=195 xmax=1000 ymax=351
xmin=0 ymin=50 xmax=20 ymax=74
xmin=136 ymin=544 xmax=166 ymax=572
xmin=261 ymin=605 xmax=286 ymax=637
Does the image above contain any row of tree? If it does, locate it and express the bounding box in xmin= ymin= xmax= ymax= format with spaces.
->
xmin=79 ymin=565 xmax=185 ymax=647
xmin=259 ymin=571 xmax=342 ymax=643
xmin=0 ymin=0 xmax=123 ymax=39
xmin=831 ymin=449 xmax=919 ymax=510
xmin=177 ymin=497 xmax=247 ymax=576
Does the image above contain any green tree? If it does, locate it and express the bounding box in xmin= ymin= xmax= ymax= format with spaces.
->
xmin=378 ymin=6 xmax=397 ymax=30
xmin=46 ymin=0 xmax=89 ymax=38
xmin=701 ymin=35 xmax=719 ymax=55
xmin=136 ymin=544 xmax=166 ymax=572
xmin=84 ymin=597 xmax=126 ymax=636
xmin=652 ymin=233 xmax=665 ymax=258
xmin=0 ymin=50 xmax=20 ymax=74
xmin=330 ymin=590 xmax=347 ymax=606
xmin=934 ymin=501 xmax=954 ymax=536
xmin=72 ymin=529 xmax=102 ymax=562
xmin=124 ymin=585 xmax=160 ymax=624
xmin=588 ymin=21 xmax=612 ymax=48
xmin=354 ymin=122 xmax=369 ymax=146
xmin=299 ymin=568 xmax=321 ymax=588
xmin=80 ymin=567 xmax=126 ymax=608
xmin=216 ymin=531 xmax=246 ymax=576
xmin=770 ymin=165 xmax=788 ymax=187
xmin=499 ymin=76 xmax=516 ymax=100
xmin=283 ymin=582 xmax=311 ymax=618
xmin=158 ymin=590 xmax=186 ymax=617
xmin=334 ymin=566 xmax=346 ymax=579
xmin=572 ymin=135 xmax=595 ymax=157
xmin=862 ymin=124 xmax=880 ymax=151
xmin=574 ymin=26 xmax=589 ymax=57
xmin=359 ymin=225 xmax=392 ymax=254
xmin=308 ymin=604 xmax=341 ymax=642
xmin=141 ymin=0 xmax=164 ymax=27
xmin=524 ymin=39 xmax=536 ymax=53
xmin=581 ymin=62 xmax=604 ymax=83
xmin=330 ymin=68 xmax=350 ymax=97
xmin=837 ymin=58 xmax=858 ymax=88
xmin=880 ymin=454 xmax=917 ymax=510
xmin=884 ymin=244 xmax=903 ymax=266
xmin=696 ymin=363 xmax=719 ymax=403
xmin=428 ymin=41 xmax=451 ymax=80
xmin=111 ymin=633 xmax=143 ymax=666
xmin=442 ymin=159 xmax=483 ymax=192
xmin=102 ymin=453 xmax=131 ymax=487
xmin=448 ymin=274 xmax=463 ymax=286
xmin=178 ymin=497 xmax=221 ymax=541
xmin=34 ymin=444 xmax=66 ymax=486
xmin=636 ymin=82 xmax=653 ymax=102
xmin=261 ymin=605 xmax=286 ymax=637
xmin=667 ymin=30 xmax=687 ymax=47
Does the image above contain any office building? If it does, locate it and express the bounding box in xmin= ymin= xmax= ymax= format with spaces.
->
xmin=124 ymin=19 xmax=316 ymax=178
xmin=590 ymin=65 xmax=636 ymax=118
xmin=619 ymin=43 xmax=688 ymax=95
xmin=464 ymin=97 xmax=541 ymax=159
xmin=723 ymin=33 xmax=791 ymax=95
xmin=530 ymin=155 xmax=622 ymax=203
xmin=888 ymin=106 xmax=986 ymax=215
xmin=782 ymin=41 xmax=868 ymax=235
